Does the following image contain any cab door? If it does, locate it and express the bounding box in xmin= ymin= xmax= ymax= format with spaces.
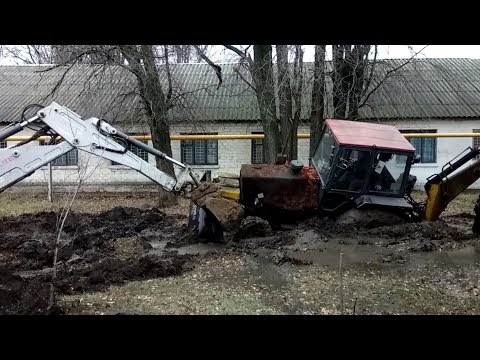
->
xmin=319 ymin=147 xmax=374 ymax=214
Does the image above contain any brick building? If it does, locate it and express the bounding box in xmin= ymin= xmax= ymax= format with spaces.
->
xmin=1 ymin=58 xmax=480 ymax=189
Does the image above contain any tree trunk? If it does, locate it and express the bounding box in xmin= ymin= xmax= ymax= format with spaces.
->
xmin=252 ymin=45 xmax=281 ymax=164
xmin=276 ymin=45 xmax=294 ymax=160
xmin=347 ymin=45 xmax=371 ymax=120
xmin=332 ymin=45 xmax=347 ymax=119
xmin=119 ymin=45 xmax=175 ymax=177
xmin=140 ymin=45 xmax=175 ymax=176
xmin=309 ymin=45 xmax=326 ymax=160
xmin=332 ymin=45 xmax=372 ymax=120
xmin=292 ymin=45 xmax=304 ymax=161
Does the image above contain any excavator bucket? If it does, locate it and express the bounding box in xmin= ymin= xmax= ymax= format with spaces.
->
xmin=187 ymin=182 xmax=244 ymax=242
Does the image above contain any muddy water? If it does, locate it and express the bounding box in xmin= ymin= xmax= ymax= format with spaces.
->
xmin=412 ymin=245 xmax=480 ymax=267
xmin=285 ymin=243 xmax=480 ymax=270
xmin=285 ymin=244 xmax=380 ymax=267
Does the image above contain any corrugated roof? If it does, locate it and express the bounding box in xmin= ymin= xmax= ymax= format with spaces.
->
xmin=2 ymin=58 xmax=480 ymax=125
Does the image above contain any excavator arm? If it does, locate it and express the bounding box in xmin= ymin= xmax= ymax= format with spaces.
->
xmin=0 ymin=102 xmax=244 ymax=241
xmin=423 ymin=146 xmax=480 ymax=221
xmin=0 ymin=102 xmax=200 ymax=194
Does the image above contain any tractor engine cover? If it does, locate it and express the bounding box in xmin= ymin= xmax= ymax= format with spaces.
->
xmin=239 ymin=163 xmax=320 ymax=221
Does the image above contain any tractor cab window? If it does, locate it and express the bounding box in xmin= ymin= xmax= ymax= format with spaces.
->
xmin=331 ymin=149 xmax=372 ymax=192
xmin=313 ymin=128 xmax=336 ymax=183
xmin=368 ymin=152 xmax=408 ymax=194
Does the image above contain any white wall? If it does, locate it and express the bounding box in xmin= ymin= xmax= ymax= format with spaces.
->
xmin=2 ymin=119 xmax=480 ymax=189
xmin=170 ymin=122 xmax=311 ymax=177
xmin=384 ymin=119 xmax=480 ymax=187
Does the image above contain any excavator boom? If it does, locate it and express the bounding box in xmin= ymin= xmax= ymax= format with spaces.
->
xmin=423 ymin=146 xmax=480 ymax=221
xmin=0 ymin=102 xmax=199 ymax=193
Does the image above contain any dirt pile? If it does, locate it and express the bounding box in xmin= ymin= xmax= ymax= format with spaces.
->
xmin=54 ymin=252 xmax=190 ymax=295
xmin=234 ymin=217 xmax=272 ymax=239
xmin=0 ymin=207 xmax=194 ymax=315
xmin=0 ymin=269 xmax=62 ymax=315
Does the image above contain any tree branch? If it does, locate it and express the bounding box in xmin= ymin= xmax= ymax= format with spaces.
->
xmin=35 ymin=47 xmax=114 ymax=73
xmin=193 ymin=45 xmax=222 ymax=89
xmin=223 ymin=45 xmax=253 ymax=67
xmin=359 ymin=45 xmax=428 ymax=109
xmin=233 ymin=65 xmax=256 ymax=91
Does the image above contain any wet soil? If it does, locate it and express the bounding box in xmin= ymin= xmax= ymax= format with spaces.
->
xmin=0 ymin=207 xmax=194 ymax=315
xmin=2 ymin=192 xmax=480 ymax=315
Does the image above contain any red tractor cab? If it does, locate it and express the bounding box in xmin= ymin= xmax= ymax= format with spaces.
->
xmin=312 ymin=119 xmax=418 ymax=215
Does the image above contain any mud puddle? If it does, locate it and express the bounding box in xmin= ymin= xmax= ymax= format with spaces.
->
xmin=410 ymin=245 xmax=480 ymax=268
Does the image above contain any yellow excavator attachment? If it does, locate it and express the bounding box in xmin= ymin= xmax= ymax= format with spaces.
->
xmin=423 ymin=153 xmax=480 ymax=221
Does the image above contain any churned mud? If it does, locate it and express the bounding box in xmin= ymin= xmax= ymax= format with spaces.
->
xmin=1 ymin=191 xmax=480 ymax=315
xmin=0 ymin=207 xmax=194 ymax=314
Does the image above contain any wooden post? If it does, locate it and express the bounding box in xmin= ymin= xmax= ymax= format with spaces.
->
xmin=339 ymin=251 xmax=344 ymax=314
xmin=47 ymin=162 xmax=53 ymax=202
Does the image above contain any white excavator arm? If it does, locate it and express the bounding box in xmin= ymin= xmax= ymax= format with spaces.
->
xmin=0 ymin=102 xmax=202 ymax=193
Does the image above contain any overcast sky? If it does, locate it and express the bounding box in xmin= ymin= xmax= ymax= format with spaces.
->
xmin=208 ymin=45 xmax=480 ymax=63
xmin=2 ymin=45 xmax=480 ymax=65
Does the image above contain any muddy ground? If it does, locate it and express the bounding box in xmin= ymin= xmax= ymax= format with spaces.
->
xmin=1 ymin=191 xmax=480 ymax=315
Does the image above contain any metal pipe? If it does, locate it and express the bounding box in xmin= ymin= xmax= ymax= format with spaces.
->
xmin=402 ymin=133 xmax=480 ymax=138
xmin=0 ymin=124 xmax=25 ymax=142
xmin=6 ymin=133 xmax=480 ymax=142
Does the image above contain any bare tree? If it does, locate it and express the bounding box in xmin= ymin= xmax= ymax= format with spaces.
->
xmin=331 ymin=45 xmax=375 ymax=119
xmin=36 ymin=44 xmax=221 ymax=193
xmin=275 ymin=45 xmax=305 ymax=161
xmin=290 ymin=45 xmax=304 ymax=161
xmin=330 ymin=45 xmax=427 ymax=121
xmin=48 ymin=150 xmax=107 ymax=310
xmin=276 ymin=45 xmax=293 ymax=159
xmin=172 ymin=45 xmax=209 ymax=63
xmin=224 ymin=45 xmax=283 ymax=163
xmin=118 ymin=45 xmax=175 ymax=175
xmin=51 ymin=45 xmax=124 ymax=65
xmin=252 ymin=45 xmax=282 ymax=163
xmin=0 ymin=45 xmax=53 ymax=64
xmin=309 ymin=45 xmax=326 ymax=158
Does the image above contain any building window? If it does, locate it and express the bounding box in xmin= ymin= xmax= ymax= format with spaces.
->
xmin=401 ymin=130 xmax=437 ymax=163
xmin=0 ymin=141 xmax=6 ymax=149
xmin=181 ymin=134 xmax=218 ymax=165
xmin=112 ymin=141 xmax=149 ymax=165
xmin=251 ymin=132 xmax=264 ymax=164
xmin=39 ymin=140 xmax=78 ymax=166
xmin=473 ymin=130 xmax=480 ymax=159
